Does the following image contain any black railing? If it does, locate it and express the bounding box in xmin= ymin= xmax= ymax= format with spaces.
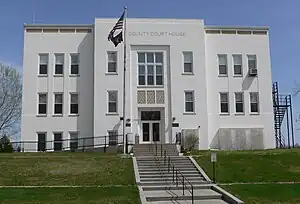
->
xmin=151 ymin=142 xmax=194 ymax=204
xmin=10 ymin=134 xmax=133 ymax=153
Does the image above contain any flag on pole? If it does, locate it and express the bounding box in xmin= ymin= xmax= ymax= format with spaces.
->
xmin=108 ymin=11 xmax=125 ymax=47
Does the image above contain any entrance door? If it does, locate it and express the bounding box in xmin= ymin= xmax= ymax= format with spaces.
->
xmin=141 ymin=121 xmax=160 ymax=143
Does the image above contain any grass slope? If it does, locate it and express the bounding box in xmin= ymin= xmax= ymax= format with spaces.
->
xmin=0 ymin=153 xmax=134 ymax=186
xmin=0 ymin=187 xmax=140 ymax=204
xmin=191 ymin=148 xmax=300 ymax=183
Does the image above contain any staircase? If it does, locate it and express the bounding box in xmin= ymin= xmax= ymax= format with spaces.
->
xmin=133 ymin=143 xmax=178 ymax=157
xmin=133 ymin=144 xmax=243 ymax=203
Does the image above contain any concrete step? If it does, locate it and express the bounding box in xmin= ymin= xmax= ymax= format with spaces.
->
xmin=140 ymin=173 xmax=201 ymax=178
xmin=138 ymin=167 xmax=198 ymax=171
xmin=138 ymin=164 xmax=195 ymax=168
xmin=139 ymin=180 xmax=210 ymax=186
xmin=144 ymin=189 xmax=222 ymax=201
xmin=137 ymin=160 xmax=192 ymax=164
xmin=142 ymin=184 xmax=212 ymax=191
xmin=140 ymin=177 xmax=204 ymax=182
xmin=148 ymin=199 xmax=228 ymax=204
xmin=138 ymin=169 xmax=199 ymax=173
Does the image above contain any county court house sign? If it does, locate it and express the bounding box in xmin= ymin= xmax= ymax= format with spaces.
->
xmin=128 ymin=31 xmax=186 ymax=37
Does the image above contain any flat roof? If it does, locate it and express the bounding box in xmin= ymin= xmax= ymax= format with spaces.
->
xmin=205 ymin=25 xmax=269 ymax=30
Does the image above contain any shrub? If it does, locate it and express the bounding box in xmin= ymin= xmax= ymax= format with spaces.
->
xmin=0 ymin=135 xmax=13 ymax=153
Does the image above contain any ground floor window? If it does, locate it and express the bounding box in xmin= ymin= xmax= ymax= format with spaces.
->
xmin=37 ymin=133 xmax=46 ymax=151
xmin=54 ymin=132 xmax=63 ymax=151
xmin=108 ymin=130 xmax=118 ymax=146
xmin=69 ymin=132 xmax=78 ymax=151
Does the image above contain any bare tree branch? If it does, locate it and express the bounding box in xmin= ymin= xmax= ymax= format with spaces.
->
xmin=0 ymin=63 xmax=22 ymax=138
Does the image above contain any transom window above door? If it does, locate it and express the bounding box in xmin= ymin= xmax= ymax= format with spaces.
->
xmin=138 ymin=52 xmax=163 ymax=86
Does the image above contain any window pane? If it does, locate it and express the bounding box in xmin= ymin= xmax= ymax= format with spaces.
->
xmin=235 ymin=93 xmax=243 ymax=102
xmin=39 ymin=104 xmax=47 ymax=114
xmin=109 ymin=92 xmax=117 ymax=102
xmin=139 ymin=76 xmax=145 ymax=85
xmin=138 ymin=53 xmax=145 ymax=63
xmin=38 ymin=133 xmax=46 ymax=151
xmin=146 ymin=53 xmax=154 ymax=63
xmin=185 ymin=92 xmax=194 ymax=101
xmin=54 ymin=104 xmax=63 ymax=114
xmin=236 ymin=103 xmax=244 ymax=113
xmin=156 ymin=76 xmax=163 ymax=85
xmin=39 ymin=65 xmax=48 ymax=75
xmin=155 ymin=53 xmax=163 ymax=63
xmin=39 ymin=94 xmax=47 ymax=103
xmin=220 ymin=93 xmax=228 ymax=102
xmin=70 ymin=104 xmax=78 ymax=114
xmin=156 ymin=65 xmax=163 ymax=75
xmin=71 ymin=65 xmax=79 ymax=75
xmin=147 ymin=65 xmax=154 ymax=75
xmin=108 ymin=62 xmax=117 ymax=72
xmin=39 ymin=54 xmax=48 ymax=64
xmin=251 ymin=103 xmax=258 ymax=112
xmin=108 ymin=52 xmax=117 ymax=62
xmin=71 ymin=94 xmax=78 ymax=104
xmin=71 ymin=54 xmax=79 ymax=64
xmin=184 ymin=63 xmax=193 ymax=73
xmin=248 ymin=60 xmax=256 ymax=69
xmin=233 ymin=55 xmax=242 ymax=65
xmin=221 ymin=103 xmax=228 ymax=113
xmin=218 ymin=55 xmax=227 ymax=65
xmin=250 ymin=93 xmax=258 ymax=102
xmin=219 ymin=65 xmax=227 ymax=75
xmin=183 ymin=52 xmax=193 ymax=63
xmin=138 ymin=65 xmax=145 ymax=74
xmin=185 ymin=102 xmax=194 ymax=112
xmin=55 ymin=54 xmax=64 ymax=64
xmin=234 ymin=65 xmax=242 ymax=75
xmin=55 ymin=94 xmax=63 ymax=103
xmin=108 ymin=102 xmax=117 ymax=112
xmin=147 ymin=76 xmax=154 ymax=85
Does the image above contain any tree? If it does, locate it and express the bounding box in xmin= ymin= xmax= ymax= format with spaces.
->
xmin=0 ymin=134 xmax=13 ymax=153
xmin=0 ymin=63 xmax=22 ymax=138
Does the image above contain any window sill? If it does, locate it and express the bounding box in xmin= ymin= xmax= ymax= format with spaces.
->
xmin=218 ymin=74 xmax=228 ymax=77
xmin=52 ymin=114 xmax=63 ymax=117
xmin=182 ymin=72 xmax=194 ymax=76
xmin=233 ymin=75 xmax=243 ymax=77
xmin=68 ymin=114 xmax=79 ymax=117
xmin=219 ymin=113 xmax=230 ymax=116
xmin=106 ymin=113 xmax=119 ymax=116
xmin=105 ymin=72 xmax=118 ymax=75
xmin=137 ymin=85 xmax=164 ymax=88
xmin=36 ymin=114 xmax=47 ymax=117
xmin=183 ymin=112 xmax=196 ymax=115
xmin=235 ymin=113 xmax=245 ymax=116
xmin=69 ymin=74 xmax=80 ymax=77
xmin=54 ymin=74 xmax=64 ymax=77
xmin=38 ymin=74 xmax=48 ymax=77
xmin=250 ymin=112 xmax=260 ymax=115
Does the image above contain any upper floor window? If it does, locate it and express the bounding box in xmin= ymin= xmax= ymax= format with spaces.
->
xmin=38 ymin=93 xmax=47 ymax=115
xmin=54 ymin=93 xmax=63 ymax=115
xmin=70 ymin=54 xmax=79 ymax=75
xmin=250 ymin=92 xmax=259 ymax=113
xmin=218 ymin=54 xmax=227 ymax=76
xmin=70 ymin=93 xmax=79 ymax=115
xmin=108 ymin=91 xmax=118 ymax=113
xmin=107 ymin=51 xmax=117 ymax=73
xmin=233 ymin=55 xmax=242 ymax=76
xmin=220 ymin=92 xmax=229 ymax=113
xmin=183 ymin=52 xmax=193 ymax=73
xmin=235 ymin=92 xmax=244 ymax=113
xmin=39 ymin=54 xmax=48 ymax=75
xmin=184 ymin=91 xmax=195 ymax=113
xmin=138 ymin=52 xmax=163 ymax=86
xmin=248 ymin=55 xmax=257 ymax=69
xmin=55 ymin=54 xmax=64 ymax=75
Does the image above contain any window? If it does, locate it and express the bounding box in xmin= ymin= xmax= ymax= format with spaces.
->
xmin=38 ymin=93 xmax=47 ymax=115
xmin=70 ymin=93 xmax=79 ymax=114
xmin=235 ymin=92 xmax=244 ymax=113
xmin=69 ymin=132 xmax=78 ymax=151
xmin=55 ymin=54 xmax=64 ymax=75
xmin=233 ymin=55 xmax=242 ymax=76
xmin=220 ymin=93 xmax=229 ymax=113
xmin=138 ymin=52 xmax=163 ymax=86
xmin=39 ymin=54 xmax=48 ymax=75
xmin=250 ymin=92 xmax=259 ymax=113
xmin=54 ymin=132 xmax=63 ymax=151
xmin=183 ymin=52 xmax=193 ymax=73
xmin=107 ymin=52 xmax=117 ymax=73
xmin=218 ymin=54 xmax=227 ymax=76
xmin=70 ymin=54 xmax=79 ymax=75
xmin=108 ymin=91 xmax=117 ymax=113
xmin=108 ymin=130 xmax=118 ymax=145
xmin=54 ymin=93 xmax=63 ymax=115
xmin=185 ymin=91 xmax=195 ymax=113
xmin=37 ymin=133 xmax=46 ymax=152
xmin=248 ymin=55 xmax=257 ymax=69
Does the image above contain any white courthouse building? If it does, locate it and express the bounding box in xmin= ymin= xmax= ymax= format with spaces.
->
xmin=21 ymin=18 xmax=275 ymax=152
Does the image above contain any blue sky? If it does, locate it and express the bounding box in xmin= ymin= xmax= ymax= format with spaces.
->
xmin=1 ymin=0 xmax=299 ymax=144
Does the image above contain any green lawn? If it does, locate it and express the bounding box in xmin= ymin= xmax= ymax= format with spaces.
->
xmin=0 ymin=187 xmax=140 ymax=204
xmin=0 ymin=152 xmax=135 ymax=186
xmin=190 ymin=148 xmax=300 ymax=183
xmin=223 ymin=183 xmax=300 ymax=204
xmin=190 ymin=148 xmax=300 ymax=203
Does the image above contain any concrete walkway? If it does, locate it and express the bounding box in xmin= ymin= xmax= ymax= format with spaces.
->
xmin=133 ymin=155 xmax=244 ymax=204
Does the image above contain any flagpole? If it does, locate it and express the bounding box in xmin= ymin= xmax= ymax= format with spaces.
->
xmin=122 ymin=6 xmax=128 ymax=155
